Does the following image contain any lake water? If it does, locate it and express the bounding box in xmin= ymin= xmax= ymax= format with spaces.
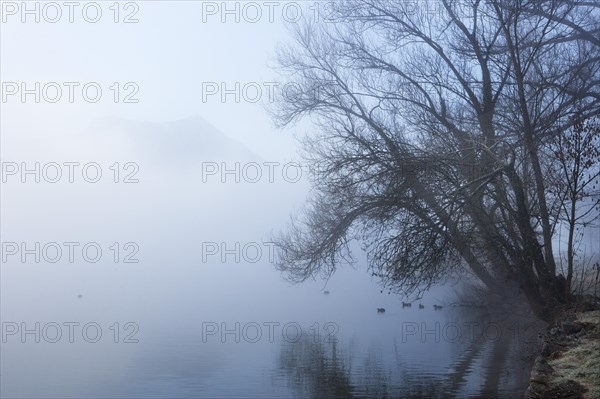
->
xmin=1 ymin=262 xmax=543 ymax=398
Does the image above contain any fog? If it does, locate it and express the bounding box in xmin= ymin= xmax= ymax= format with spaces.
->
xmin=1 ymin=2 xmax=597 ymax=398
xmin=2 ymin=113 xmax=466 ymax=397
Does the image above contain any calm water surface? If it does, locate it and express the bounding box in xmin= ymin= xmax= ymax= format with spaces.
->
xmin=1 ymin=269 xmax=542 ymax=398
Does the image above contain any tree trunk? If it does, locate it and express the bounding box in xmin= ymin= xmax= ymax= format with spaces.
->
xmin=566 ymin=199 xmax=577 ymax=297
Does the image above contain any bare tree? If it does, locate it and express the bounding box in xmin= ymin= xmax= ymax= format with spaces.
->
xmin=270 ymin=0 xmax=600 ymax=321
xmin=548 ymin=113 xmax=600 ymax=296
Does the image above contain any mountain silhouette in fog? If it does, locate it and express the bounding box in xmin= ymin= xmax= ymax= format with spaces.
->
xmin=94 ymin=116 xmax=262 ymax=164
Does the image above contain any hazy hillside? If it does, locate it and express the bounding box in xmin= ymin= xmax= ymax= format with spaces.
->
xmin=94 ymin=116 xmax=263 ymax=165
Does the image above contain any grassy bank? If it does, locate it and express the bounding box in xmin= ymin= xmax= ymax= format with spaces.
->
xmin=525 ymin=309 xmax=600 ymax=398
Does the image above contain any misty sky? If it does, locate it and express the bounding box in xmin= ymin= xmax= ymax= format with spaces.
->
xmin=1 ymin=1 xmax=303 ymax=160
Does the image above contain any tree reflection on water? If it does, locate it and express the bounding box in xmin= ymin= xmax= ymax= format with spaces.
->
xmin=275 ymin=307 xmax=543 ymax=398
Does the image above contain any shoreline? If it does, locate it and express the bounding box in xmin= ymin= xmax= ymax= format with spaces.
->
xmin=524 ymin=308 xmax=600 ymax=399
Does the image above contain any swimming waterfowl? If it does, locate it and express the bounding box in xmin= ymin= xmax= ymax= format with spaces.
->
xmin=418 ymin=304 xmax=424 ymax=309
xmin=433 ymin=304 xmax=443 ymax=310
xmin=402 ymin=302 xmax=412 ymax=307
xmin=377 ymin=308 xmax=385 ymax=313
xmin=323 ymin=291 xmax=330 ymax=295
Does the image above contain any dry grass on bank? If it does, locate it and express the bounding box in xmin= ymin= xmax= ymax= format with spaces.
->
xmin=548 ymin=310 xmax=600 ymax=399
